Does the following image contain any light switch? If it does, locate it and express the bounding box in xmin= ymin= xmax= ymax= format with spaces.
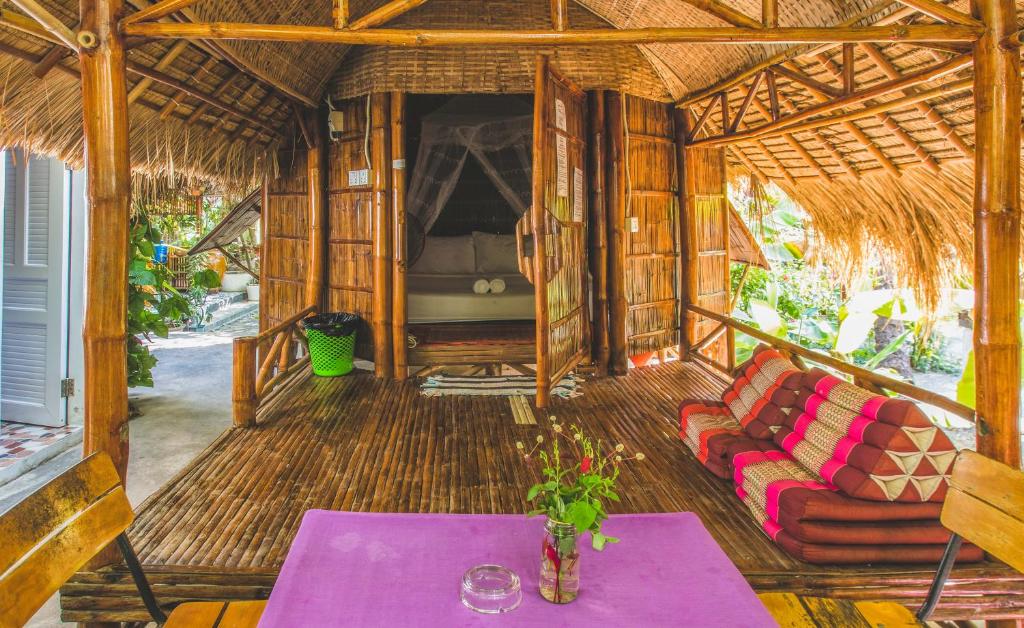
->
xmin=629 ymin=217 xmax=640 ymax=233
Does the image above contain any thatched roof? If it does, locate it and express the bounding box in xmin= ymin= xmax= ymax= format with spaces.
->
xmin=189 ymin=187 xmax=261 ymax=255
xmin=0 ymin=0 xmax=1021 ymax=301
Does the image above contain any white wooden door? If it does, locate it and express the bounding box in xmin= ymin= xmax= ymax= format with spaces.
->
xmin=1 ymin=150 xmax=69 ymax=426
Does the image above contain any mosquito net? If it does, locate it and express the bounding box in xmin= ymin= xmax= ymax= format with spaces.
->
xmin=407 ymin=95 xmax=533 ymax=233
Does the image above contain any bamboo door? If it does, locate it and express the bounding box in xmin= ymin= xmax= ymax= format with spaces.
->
xmin=530 ymin=57 xmax=588 ymax=408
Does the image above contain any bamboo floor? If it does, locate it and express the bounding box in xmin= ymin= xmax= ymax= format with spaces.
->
xmin=62 ymin=361 xmax=1024 ymax=622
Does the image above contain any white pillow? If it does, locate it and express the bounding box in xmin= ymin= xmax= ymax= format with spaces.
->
xmin=473 ymin=231 xmax=519 ymax=274
xmin=411 ymin=235 xmax=476 ymax=275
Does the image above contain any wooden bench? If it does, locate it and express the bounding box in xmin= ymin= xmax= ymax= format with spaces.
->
xmin=758 ymin=450 xmax=1024 ymax=625
xmin=0 ymin=452 xmax=265 ymax=627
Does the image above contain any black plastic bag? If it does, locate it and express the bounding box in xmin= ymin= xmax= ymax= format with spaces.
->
xmin=303 ymin=312 xmax=361 ymax=337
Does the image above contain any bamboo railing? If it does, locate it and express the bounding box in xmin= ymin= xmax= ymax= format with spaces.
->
xmin=232 ymin=305 xmax=315 ymax=427
xmin=686 ymin=304 xmax=977 ymax=424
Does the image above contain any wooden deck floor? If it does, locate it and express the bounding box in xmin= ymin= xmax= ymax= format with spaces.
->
xmin=63 ymin=361 xmax=1024 ymax=622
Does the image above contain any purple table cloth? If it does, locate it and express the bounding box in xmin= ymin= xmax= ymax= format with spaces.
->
xmin=258 ymin=511 xmax=775 ymax=627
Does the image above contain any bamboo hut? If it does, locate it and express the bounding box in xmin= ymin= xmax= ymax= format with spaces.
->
xmin=1 ymin=0 xmax=1023 ymax=624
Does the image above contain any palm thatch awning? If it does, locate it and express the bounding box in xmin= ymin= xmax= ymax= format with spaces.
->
xmin=729 ymin=203 xmax=771 ymax=270
xmin=0 ymin=0 xmax=1020 ymax=301
xmin=189 ymin=188 xmax=261 ymax=255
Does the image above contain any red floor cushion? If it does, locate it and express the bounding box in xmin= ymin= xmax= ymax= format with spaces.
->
xmin=769 ymin=529 xmax=984 ymax=565
xmin=678 ymin=399 xmax=741 ymax=479
xmin=722 ymin=347 xmax=803 ymax=440
xmin=774 ymin=369 xmax=957 ymax=502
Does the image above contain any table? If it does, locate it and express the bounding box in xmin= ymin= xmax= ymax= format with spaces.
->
xmin=258 ymin=511 xmax=775 ymax=627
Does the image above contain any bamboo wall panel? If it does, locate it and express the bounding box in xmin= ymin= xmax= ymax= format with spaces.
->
xmin=623 ymin=94 xmax=679 ymax=356
xmin=684 ymin=145 xmax=730 ymax=364
xmin=262 ymin=148 xmax=310 ymax=338
xmin=538 ymin=67 xmax=589 ymax=392
xmin=327 ymin=98 xmax=375 ymax=359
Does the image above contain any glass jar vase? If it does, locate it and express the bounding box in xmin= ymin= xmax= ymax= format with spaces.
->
xmin=539 ymin=518 xmax=580 ymax=603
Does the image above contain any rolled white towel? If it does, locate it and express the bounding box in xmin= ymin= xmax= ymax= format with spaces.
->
xmin=473 ymin=278 xmax=491 ymax=294
xmin=489 ymin=278 xmax=506 ymax=294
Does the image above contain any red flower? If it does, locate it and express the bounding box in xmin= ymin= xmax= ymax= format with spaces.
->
xmin=580 ymin=456 xmax=592 ymax=473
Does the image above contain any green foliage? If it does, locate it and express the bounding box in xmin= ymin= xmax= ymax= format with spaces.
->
xmin=127 ymin=213 xmax=221 ymax=387
xmin=519 ymin=418 xmax=644 ymax=550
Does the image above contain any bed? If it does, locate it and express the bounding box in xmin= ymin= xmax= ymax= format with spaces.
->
xmin=407 ymin=232 xmax=536 ymax=324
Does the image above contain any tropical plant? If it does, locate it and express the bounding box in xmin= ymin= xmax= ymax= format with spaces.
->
xmin=518 ymin=416 xmax=644 ymax=550
xmin=127 ymin=213 xmax=221 ymax=387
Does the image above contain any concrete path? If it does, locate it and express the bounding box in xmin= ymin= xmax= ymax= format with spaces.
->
xmin=6 ymin=311 xmax=257 ymax=627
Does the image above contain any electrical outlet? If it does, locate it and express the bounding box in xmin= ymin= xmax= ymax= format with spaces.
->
xmin=348 ymin=169 xmax=370 ymax=187
xmin=629 ymin=217 xmax=640 ymax=233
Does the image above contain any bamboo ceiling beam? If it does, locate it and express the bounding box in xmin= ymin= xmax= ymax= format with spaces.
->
xmin=121 ymin=22 xmax=981 ymax=46
xmin=7 ymin=0 xmax=76 ymax=49
xmin=126 ymin=39 xmax=188 ymax=104
xmin=750 ymin=97 xmax=832 ymax=180
xmin=333 ymin=0 xmax=349 ymax=29
xmin=123 ymin=0 xmax=316 ymax=107
xmin=740 ymin=75 xmax=976 ymax=148
xmin=842 ymin=43 xmax=856 ymax=94
xmin=32 ymin=42 xmax=69 ymax=78
xmin=159 ymin=55 xmax=215 ymax=118
xmin=120 ymin=0 xmax=203 ymax=26
xmin=681 ymin=0 xmax=761 ymax=29
xmin=687 ymin=95 xmax=720 ymax=141
xmin=348 ymin=0 xmax=429 ymax=30
xmin=761 ymin=0 xmax=777 ymax=27
xmin=765 ymin=69 xmax=780 ymax=120
xmin=772 ymin=64 xmax=843 ymax=97
xmin=777 ymin=90 xmax=860 ymax=178
xmin=894 ymin=0 xmax=981 ymax=27
xmin=0 ymin=8 xmax=65 ymax=46
xmin=814 ymin=51 xmax=940 ymax=173
xmin=728 ymin=71 xmax=765 ymax=133
xmin=186 ymin=72 xmax=238 ymax=125
xmin=676 ymin=0 xmax=907 ymax=107
xmin=691 ymin=52 xmax=972 ymax=146
xmin=859 ymin=42 xmax=973 ymax=160
xmin=126 ymin=60 xmax=282 ymax=137
xmin=228 ymin=88 xmax=274 ymax=143
xmin=551 ymin=0 xmax=568 ymax=31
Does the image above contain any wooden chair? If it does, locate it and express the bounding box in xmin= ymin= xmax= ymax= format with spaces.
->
xmin=0 ymin=452 xmax=265 ymax=627
xmin=759 ymin=449 xmax=1024 ymax=626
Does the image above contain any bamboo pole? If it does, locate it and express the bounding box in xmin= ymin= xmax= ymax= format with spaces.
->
xmin=674 ymin=108 xmax=692 ymax=359
xmin=122 ymin=22 xmax=981 ymax=46
xmin=683 ymin=0 xmax=761 ymax=29
xmin=333 ymin=0 xmax=348 ymax=29
xmin=371 ymin=93 xmax=394 ymax=379
xmin=895 ymin=0 xmax=982 ymax=27
xmin=80 ymin=0 xmax=130 ymax=484
xmin=551 ymin=0 xmax=568 ymax=31
xmin=688 ymin=304 xmax=978 ymax=422
xmin=8 ymin=0 xmax=77 ymax=49
xmin=692 ymin=53 xmax=973 ymax=146
xmin=761 ymin=0 xmax=777 ymax=27
xmin=125 ymin=61 xmax=281 ymax=137
xmin=348 ymin=0 xmax=429 ymax=30
xmin=0 ymin=8 xmax=65 ymax=45
xmin=232 ymin=337 xmax=258 ymax=427
xmin=532 ymin=56 xmax=552 ymax=405
xmin=119 ymin=0 xmax=203 ymax=25
xmin=305 ymin=109 xmax=327 ymax=310
xmin=588 ymin=90 xmax=610 ymax=376
xmin=126 ymin=39 xmax=187 ymax=104
xmin=605 ymin=91 xmax=629 ymax=376
xmin=859 ymin=42 xmax=974 ymax=160
xmin=391 ymin=91 xmax=408 ymax=381
xmin=972 ymin=0 xmax=1021 ymax=468
xmin=675 ymin=1 xmax=909 ymax=107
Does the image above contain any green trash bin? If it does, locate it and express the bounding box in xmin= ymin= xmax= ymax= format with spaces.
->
xmin=304 ymin=313 xmax=361 ymax=376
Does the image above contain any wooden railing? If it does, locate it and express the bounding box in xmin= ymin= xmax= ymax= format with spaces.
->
xmin=686 ymin=304 xmax=976 ymax=424
xmin=232 ymin=305 xmax=316 ymax=427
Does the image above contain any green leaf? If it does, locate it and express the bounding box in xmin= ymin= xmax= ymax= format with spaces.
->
xmin=566 ymin=501 xmax=597 ymax=534
xmin=592 ymin=532 xmax=619 ymax=551
xmin=956 ymin=350 xmax=975 ymax=409
xmin=527 ymin=484 xmax=544 ymax=501
xmin=835 ymin=312 xmax=875 ymax=354
xmin=863 ymin=329 xmax=911 ymax=371
xmin=137 ymin=239 xmax=155 ymax=258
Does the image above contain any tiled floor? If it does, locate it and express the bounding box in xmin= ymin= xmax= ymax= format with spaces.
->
xmin=0 ymin=422 xmax=81 ymax=470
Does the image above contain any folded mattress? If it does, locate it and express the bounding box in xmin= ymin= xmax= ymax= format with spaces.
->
xmin=407 ymin=273 xmax=535 ymax=323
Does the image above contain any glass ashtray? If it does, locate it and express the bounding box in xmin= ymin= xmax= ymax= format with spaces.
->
xmin=460 ymin=564 xmax=522 ymax=614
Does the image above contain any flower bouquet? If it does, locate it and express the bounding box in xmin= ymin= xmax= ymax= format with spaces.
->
xmin=516 ymin=416 xmax=644 ymax=603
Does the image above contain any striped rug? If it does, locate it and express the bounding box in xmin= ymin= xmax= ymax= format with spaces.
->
xmin=420 ymin=374 xmax=582 ymax=398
